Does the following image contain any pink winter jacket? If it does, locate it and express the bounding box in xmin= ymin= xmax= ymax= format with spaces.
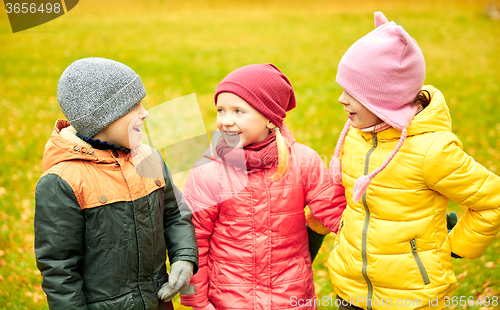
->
xmin=180 ymin=141 xmax=346 ymax=310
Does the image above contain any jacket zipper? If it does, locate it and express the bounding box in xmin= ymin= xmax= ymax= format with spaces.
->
xmin=410 ymin=239 xmax=430 ymax=285
xmin=361 ymin=132 xmax=378 ymax=310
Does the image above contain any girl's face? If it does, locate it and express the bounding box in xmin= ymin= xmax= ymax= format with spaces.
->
xmin=216 ymin=92 xmax=274 ymax=148
xmin=339 ymin=90 xmax=379 ymax=129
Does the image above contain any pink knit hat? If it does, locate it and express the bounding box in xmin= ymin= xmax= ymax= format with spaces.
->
xmin=332 ymin=12 xmax=425 ymax=203
xmin=214 ymin=63 xmax=296 ymax=128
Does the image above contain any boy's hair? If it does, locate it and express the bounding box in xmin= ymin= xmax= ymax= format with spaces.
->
xmin=57 ymin=57 xmax=146 ymax=138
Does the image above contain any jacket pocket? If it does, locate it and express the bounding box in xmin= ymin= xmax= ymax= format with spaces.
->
xmin=332 ymin=218 xmax=344 ymax=251
xmin=338 ymin=218 xmax=344 ymax=234
xmin=332 ymin=242 xmax=339 ymax=251
xmin=157 ymin=273 xmax=167 ymax=291
xmin=207 ymin=259 xmax=221 ymax=305
xmin=87 ymin=291 xmax=137 ymax=310
xmin=410 ymin=239 xmax=430 ymax=285
xmin=299 ymin=254 xmax=315 ymax=297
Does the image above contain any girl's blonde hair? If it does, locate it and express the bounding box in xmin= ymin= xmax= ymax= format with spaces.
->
xmin=270 ymin=127 xmax=290 ymax=181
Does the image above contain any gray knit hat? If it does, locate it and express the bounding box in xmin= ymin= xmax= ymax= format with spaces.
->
xmin=57 ymin=57 xmax=146 ymax=138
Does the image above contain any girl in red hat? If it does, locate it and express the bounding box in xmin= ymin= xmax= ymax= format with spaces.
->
xmin=179 ymin=63 xmax=346 ymax=310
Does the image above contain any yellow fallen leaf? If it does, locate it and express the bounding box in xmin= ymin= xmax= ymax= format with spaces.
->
xmin=456 ymin=270 xmax=468 ymax=280
xmin=483 ymin=287 xmax=495 ymax=296
xmin=33 ymin=292 xmax=46 ymax=303
xmin=485 ymin=261 xmax=495 ymax=269
xmin=315 ymin=270 xmax=328 ymax=277
xmin=482 ymin=279 xmax=491 ymax=288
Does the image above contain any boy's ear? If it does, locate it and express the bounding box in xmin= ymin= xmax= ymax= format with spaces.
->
xmin=266 ymin=121 xmax=276 ymax=130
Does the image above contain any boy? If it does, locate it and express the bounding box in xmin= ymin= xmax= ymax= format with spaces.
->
xmin=34 ymin=57 xmax=198 ymax=309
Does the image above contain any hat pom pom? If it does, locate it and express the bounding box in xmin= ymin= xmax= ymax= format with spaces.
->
xmin=330 ymin=157 xmax=342 ymax=183
xmin=374 ymin=11 xmax=389 ymax=28
xmin=352 ymin=175 xmax=372 ymax=203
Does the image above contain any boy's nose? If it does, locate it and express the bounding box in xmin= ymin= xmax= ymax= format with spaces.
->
xmin=139 ymin=107 xmax=149 ymax=120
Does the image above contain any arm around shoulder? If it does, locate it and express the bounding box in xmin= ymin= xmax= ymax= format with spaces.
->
xmin=35 ymin=173 xmax=87 ymax=309
xmin=423 ymin=132 xmax=500 ymax=258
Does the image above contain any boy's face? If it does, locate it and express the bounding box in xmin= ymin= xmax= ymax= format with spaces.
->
xmin=216 ymin=92 xmax=274 ymax=148
xmin=93 ymin=101 xmax=149 ymax=150
xmin=339 ymin=90 xmax=379 ymax=129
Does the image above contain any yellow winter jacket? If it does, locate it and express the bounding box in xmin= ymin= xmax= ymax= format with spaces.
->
xmin=328 ymin=85 xmax=500 ymax=310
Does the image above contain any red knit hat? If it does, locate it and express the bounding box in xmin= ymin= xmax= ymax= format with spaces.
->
xmin=214 ymin=63 xmax=296 ymax=127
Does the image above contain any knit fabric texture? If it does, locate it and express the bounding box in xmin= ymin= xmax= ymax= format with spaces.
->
xmin=57 ymin=57 xmax=146 ymax=138
xmin=332 ymin=12 xmax=424 ymax=203
xmin=214 ymin=63 xmax=296 ymax=128
xmin=336 ymin=11 xmax=425 ymax=130
xmin=76 ymin=133 xmax=131 ymax=152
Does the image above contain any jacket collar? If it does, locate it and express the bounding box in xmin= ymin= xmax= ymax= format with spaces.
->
xmin=42 ymin=120 xmax=131 ymax=172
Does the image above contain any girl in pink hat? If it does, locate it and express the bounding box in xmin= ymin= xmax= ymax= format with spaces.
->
xmin=324 ymin=11 xmax=500 ymax=310
xmin=179 ymin=63 xmax=347 ymax=310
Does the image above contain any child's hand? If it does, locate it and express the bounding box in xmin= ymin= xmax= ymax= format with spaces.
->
xmin=158 ymin=261 xmax=194 ymax=301
xmin=446 ymin=212 xmax=458 ymax=232
xmin=446 ymin=212 xmax=462 ymax=258
xmin=307 ymin=225 xmax=326 ymax=262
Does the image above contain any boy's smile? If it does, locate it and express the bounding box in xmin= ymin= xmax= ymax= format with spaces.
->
xmin=93 ymin=101 xmax=149 ymax=150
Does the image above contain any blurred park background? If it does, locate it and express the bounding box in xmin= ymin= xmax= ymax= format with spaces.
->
xmin=1 ymin=0 xmax=499 ymax=309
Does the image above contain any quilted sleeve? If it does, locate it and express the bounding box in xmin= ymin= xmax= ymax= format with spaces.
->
xmin=180 ymin=165 xmax=220 ymax=308
xmin=303 ymin=149 xmax=347 ymax=234
xmin=35 ymin=173 xmax=88 ymax=310
xmin=423 ymin=132 xmax=500 ymax=258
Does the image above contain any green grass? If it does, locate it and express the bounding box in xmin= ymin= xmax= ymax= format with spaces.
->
xmin=1 ymin=0 xmax=499 ymax=309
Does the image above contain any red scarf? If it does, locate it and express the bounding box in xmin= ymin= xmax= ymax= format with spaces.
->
xmin=215 ymin=124 xmax=295 ymax=170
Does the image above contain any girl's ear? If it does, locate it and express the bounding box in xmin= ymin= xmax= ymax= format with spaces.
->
xmin=266 ymin=121 xmax=276 ymax=130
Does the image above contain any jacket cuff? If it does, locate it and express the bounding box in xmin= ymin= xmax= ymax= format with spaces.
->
xmin=305 ymin=208 xmax=331 ymax=235
xmin=170 ymin=255 xmax=199 ymax=274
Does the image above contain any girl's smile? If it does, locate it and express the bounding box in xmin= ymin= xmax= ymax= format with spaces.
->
xmin=339 ymin=90 xmax=379 ymax=129
xmin=222 ymin=131 xmax=242 ymax=145
xmin=216 ymin=92 xmax=274 ymax=147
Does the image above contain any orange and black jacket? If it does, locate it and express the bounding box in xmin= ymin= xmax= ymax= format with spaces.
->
xmin=34 ymin=120 xmax=199 ymax=310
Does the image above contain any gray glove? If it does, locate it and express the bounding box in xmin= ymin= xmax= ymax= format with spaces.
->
xmin=158 ymin=261 xmax=194 ymax=301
